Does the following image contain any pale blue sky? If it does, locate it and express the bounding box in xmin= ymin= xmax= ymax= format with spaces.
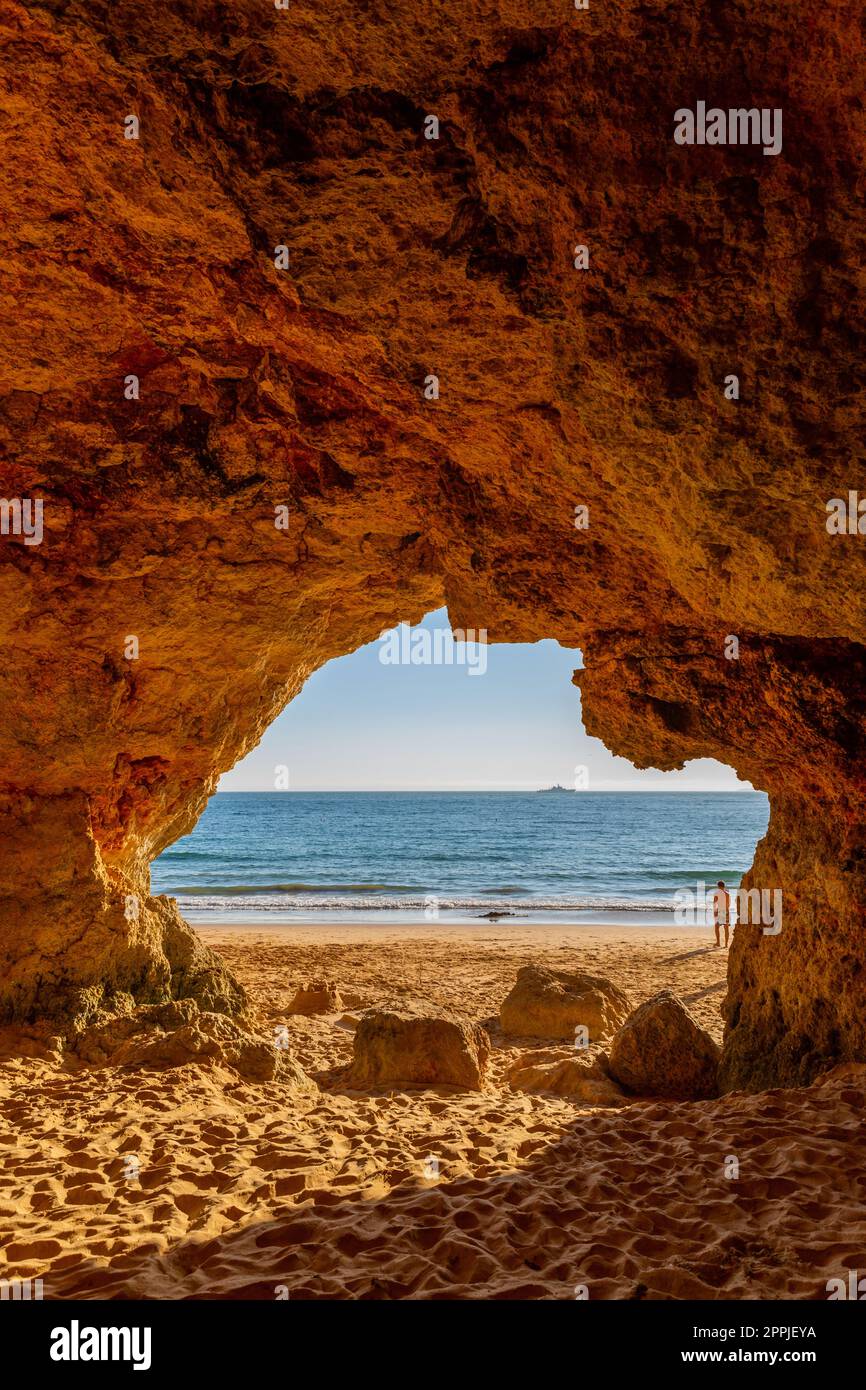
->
xmin=220 ymin=608 xmax=753 ymax=792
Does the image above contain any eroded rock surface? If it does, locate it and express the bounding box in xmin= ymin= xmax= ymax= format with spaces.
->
xmin=0 ymin=1 xmax=864 ymax=1088
xmin=70 ymin=999 xmax=316 ymax=1087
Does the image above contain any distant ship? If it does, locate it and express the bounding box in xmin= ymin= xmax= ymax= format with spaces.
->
xmin=538 ymin=784 xmax=572 ymax=793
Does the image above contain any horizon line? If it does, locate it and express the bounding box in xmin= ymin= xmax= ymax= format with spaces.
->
xmin=215 ymin=786 xmax=761 ymax=795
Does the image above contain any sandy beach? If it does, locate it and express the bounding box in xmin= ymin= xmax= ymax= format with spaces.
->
xmin=1 ymin=921 xmax=863 ymax=1300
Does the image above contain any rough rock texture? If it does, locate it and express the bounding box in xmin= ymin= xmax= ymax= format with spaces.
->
xmin=286 ymin=980 xmax=343 ymax=1016
xmin=69 ymin=999 xmax=315 ymax=1087
xmin=0 ymin=1 xmax=864 ymax=1088
xmin=500 ymin=966 xmax=632 ymax=1041
xmin=343 ymin=1005 xmax=490 ymax=1091
xmin=608 ymin=991 xmax=720 ymax=1100
xmin=505 ymin=1047 xmax=626 ymax=1105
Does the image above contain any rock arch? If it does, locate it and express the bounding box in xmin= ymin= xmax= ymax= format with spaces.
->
xmin=1 ymin=0 xmax=864 ymax=1090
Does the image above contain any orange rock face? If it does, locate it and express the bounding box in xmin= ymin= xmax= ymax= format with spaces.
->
xmin=0 ymin=1 xmax=864 ymax=1088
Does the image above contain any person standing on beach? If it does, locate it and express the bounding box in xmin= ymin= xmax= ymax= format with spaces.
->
xmin=712 ymin=880 xmax=731 ymax=948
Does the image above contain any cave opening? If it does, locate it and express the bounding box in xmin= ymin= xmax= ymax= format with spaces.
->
xmin=152 ymin=606 xmax=768 ymax=961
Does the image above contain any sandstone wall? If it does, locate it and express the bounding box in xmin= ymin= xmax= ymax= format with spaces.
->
xmin=0 ymin=1 xmax=863 ymax=1085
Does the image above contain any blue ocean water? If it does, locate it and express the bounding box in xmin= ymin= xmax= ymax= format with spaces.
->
xmin=151 ymin=791 xmax=770 ymax=925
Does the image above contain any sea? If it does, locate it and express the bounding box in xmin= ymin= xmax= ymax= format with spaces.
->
xmin=151 ymin=791 xmax=770 ymax=927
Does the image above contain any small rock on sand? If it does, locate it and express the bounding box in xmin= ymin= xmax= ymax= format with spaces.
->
xmin=506 ymin=1048 xmax=627 ymax=1104
xmin=287 ymin=980 xmax=343 ymax=1015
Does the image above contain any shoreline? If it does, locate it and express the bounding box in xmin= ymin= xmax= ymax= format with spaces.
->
xmin=195 ymin=918 xmax=724 ymax=940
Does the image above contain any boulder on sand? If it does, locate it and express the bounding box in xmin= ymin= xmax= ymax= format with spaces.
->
xmin=607 ymin=990 xmax=720 ymax=1099
xmin=343 ymin=1004 xmax=490 ymax=1091
xmin=70 ymin=1000 xmax=316 ymax=1088
xmin=287 ymin=979 xmax=343 ymax=1015
xmin=505 ymin=1048 xmax=627 ymax=1104
xmin=499 ymin=965 xmax=632 ymax=1041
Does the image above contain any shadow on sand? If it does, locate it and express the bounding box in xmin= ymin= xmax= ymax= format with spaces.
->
xmin=41 ymin=1065 xmax=866 ymax=1302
